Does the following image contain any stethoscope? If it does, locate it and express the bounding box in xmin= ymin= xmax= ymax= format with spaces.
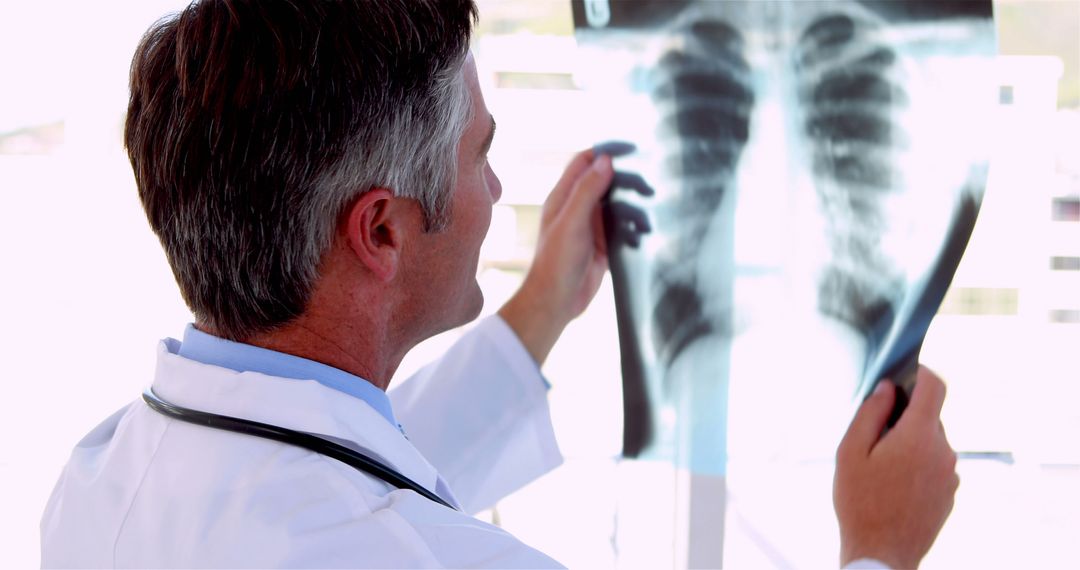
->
xmin=142 ymin=389 xmax=456 ymax=511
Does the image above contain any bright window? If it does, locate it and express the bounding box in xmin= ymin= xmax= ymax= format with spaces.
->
xmin=2 ymin=1 xmax=1077 ymax=568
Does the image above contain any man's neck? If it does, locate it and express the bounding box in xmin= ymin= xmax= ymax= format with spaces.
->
xmin=211 ymin=303 xmax=406 ymax=391
xmin=197 ymin=242 xmax=430 ymax=390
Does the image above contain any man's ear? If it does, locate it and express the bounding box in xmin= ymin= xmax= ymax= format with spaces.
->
xmin=343 ymin=188 xmax=408 ymax=282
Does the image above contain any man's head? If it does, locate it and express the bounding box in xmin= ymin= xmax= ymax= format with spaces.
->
xmin=126 ymin=0 xmax=479 ymax=342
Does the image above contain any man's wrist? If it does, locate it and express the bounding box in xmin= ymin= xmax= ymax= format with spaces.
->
xmin=497 ymin=281 xmax=568 ymax=367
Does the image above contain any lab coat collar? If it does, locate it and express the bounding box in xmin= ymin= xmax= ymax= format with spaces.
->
xmin=151 ymin=337 xmax=442 ymax=500
xmin=176 ymin=324 xmax=400 ymax=429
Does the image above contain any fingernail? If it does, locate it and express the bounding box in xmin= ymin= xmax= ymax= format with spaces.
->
xmin=873 ymin=381 xmax=890 ymax=395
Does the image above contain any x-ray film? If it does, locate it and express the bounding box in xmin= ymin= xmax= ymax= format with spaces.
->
xmin=573 ymin=1 xmax=996 ymax=474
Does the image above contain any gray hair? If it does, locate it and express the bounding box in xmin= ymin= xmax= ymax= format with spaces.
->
xmin=126 ymin=0 xmax=479 ymax=341
xmin=300 ymin=60 xmax=475 ymax=292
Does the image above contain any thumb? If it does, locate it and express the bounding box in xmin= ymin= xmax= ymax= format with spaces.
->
xmin=839 ymin=381 xmax=897 ymax=460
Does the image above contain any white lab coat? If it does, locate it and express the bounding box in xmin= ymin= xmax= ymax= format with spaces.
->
xmin=40 ymin=316 xmax=565 ymax=568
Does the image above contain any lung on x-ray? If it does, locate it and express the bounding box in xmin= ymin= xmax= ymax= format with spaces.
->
xmin=573 ymin=1 xmax=996 ymax=473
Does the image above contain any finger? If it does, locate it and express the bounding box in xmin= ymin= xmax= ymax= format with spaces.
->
xmin=838 ymin=380 xmax=897 ymax=459
xmin=591 ymin=204 xmax=608 ymax=258
xmin=900 ymin=366 xmax=947 ymax=426
xmin=611 ymin=171 xmax=655 ymax=197
xmin=618 ymin=226 xmax=642 ymax=248
xmin=608 ymin=201 xmax=652 ymax=233
xmin=549 ymin=142 xmax=636 ymax=211
xmin=545 ymin=149 xmax=596 ymax=217
xmin=607 ymin=202 xmax=651 ymax=249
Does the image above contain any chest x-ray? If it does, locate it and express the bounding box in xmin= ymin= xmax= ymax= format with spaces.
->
xmin=573 ymin=1 xmax=996 ymax=473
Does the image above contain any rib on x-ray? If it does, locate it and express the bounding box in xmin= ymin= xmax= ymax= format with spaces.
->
xmin=573 ymin=0 xmax=995 ymax=474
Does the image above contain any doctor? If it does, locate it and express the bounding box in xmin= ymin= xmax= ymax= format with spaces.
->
xmin=41 ymin=1 xmax=958 ymax=568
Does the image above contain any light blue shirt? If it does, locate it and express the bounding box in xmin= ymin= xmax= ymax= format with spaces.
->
xmin=177 ymin=324 xmax=400 ymax=430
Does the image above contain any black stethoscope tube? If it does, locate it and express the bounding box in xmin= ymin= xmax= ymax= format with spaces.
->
xmin=142 ymin=389 xmax=456 ymax=511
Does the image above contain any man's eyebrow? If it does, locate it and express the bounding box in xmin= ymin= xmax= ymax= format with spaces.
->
xmin=479 ymin=116 xmax=496 ymax=157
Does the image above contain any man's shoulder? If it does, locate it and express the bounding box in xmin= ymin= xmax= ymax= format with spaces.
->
xmin=43 ymin=399 xmax=423 ymax=566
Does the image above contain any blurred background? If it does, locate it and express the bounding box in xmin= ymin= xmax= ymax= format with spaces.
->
xmin=1 ymin=0 xmax=1076 ymax=567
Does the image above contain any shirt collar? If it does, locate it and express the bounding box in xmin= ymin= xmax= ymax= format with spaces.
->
xmin=176 ymin=324 xmax=400 ymax=430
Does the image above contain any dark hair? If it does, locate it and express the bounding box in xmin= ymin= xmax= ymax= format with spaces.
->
xmin=125 ymin=0 xmax=478 ymax=341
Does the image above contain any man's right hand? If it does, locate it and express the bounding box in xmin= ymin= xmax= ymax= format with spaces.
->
xmin=833 ymin=366 xmax=960 ymax=569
